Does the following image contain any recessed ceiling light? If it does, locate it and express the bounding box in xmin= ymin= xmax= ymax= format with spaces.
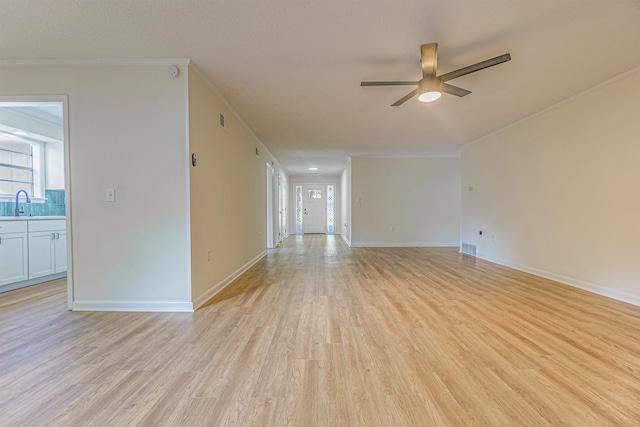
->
xmin=11 ymin=130 xmax=29 ymax=136
xmin=308 ymin=167 xmax=318 ymax=171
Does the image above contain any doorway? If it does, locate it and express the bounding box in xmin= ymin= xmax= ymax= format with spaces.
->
xmin=0 ymin=96 xmax=72 ymax=308
xmin=266 ymin=163 xmax=274 ymax=248
xmin=294 ymin=183 xmax=336 ymax=235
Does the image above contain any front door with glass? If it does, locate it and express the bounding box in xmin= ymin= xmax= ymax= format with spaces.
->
xmin=302 ymin=184 xmax=326 ymax=234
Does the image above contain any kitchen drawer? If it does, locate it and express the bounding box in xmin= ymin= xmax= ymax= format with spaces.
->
xmin=0 ymin=221 xmax=28 ymax=234
xmin=28 ymin=219 xmax=66 ymax=232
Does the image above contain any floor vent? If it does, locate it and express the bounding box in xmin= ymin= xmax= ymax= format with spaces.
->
xmin=461 ymin=242 xmax=477 ymax=257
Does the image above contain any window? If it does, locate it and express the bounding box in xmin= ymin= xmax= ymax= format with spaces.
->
xmin=0 ymin=100 xmax=63 ymax=201
xmin=327 ymin=184 xmax=335 ymax=234
xmin=295 ymin=185 xmax=303 ymax=234
xmin=308 ymin=189 xmax=322 ymax=199
xmin=0 ymin=139 xmax=43 ymax=198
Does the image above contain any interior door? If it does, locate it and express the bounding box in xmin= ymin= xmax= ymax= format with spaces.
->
xmin=302 ymin=184 xmax=326 ymax=234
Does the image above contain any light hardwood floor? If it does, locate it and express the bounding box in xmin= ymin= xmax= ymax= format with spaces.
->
xmin=1 ymin=235 xmax=639 ymax=426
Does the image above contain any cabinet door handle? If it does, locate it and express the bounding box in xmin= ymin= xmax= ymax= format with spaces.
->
xmin=56 ymin=233 xmax=60 ymax=239
xmin=52 ymin=233 xmax=56 ymax=239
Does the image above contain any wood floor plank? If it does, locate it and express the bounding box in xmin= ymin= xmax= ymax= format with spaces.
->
xmin=1 ymin=235 xmax=640 ymax=426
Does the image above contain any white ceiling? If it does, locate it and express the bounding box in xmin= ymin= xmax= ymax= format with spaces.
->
xmin=1 ymin=0 xmax=639 ymax=176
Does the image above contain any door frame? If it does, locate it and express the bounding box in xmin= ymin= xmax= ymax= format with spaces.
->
xmin=277 ymin=174 xmax=287 ymax=243
xmin=291 ymin=181 xmax=339 ymax=235
xmin=266 ymin=163 xmax=275 ymax=249
xmin=0 ymin=95 xmax=73 ymax=309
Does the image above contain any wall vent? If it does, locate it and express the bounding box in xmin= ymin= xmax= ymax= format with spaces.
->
xmin=219 ymin=113 xmax=226 ymax=129
xmin=461 ymin=242 xmax=477 ymax=257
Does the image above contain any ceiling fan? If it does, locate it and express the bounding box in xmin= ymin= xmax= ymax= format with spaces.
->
xmin=361 ymin=43 xmax=511 ymax=106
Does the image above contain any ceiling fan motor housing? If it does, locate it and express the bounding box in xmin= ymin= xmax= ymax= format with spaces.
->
xmin=419 ymin=78 xmax=442 ymax=93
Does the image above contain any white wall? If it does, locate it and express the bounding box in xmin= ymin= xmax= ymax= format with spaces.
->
xmin=45 ymin=140 xmax=65 ymax=189
xmin=0 ymin=63 xmax=192 ymax=311
xmin=351 ymin=157 xmax=460 ymax=247
xmin=340 ymin=160 xmax=351 ymax=244
xmin=461 ymin=69 xmax=640 ymax=305
xmin=188 ymin=67 xmax=288 ymax=309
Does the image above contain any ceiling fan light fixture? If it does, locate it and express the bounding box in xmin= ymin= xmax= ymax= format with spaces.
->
xmin=418 ymin=78 xmax=442 ymax=103
xmin=418 ymin=90 xmax=442 ymax=102
xmin=361 ymin=43 xmax=511 ymax=106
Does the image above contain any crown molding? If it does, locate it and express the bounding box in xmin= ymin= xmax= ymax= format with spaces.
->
xmin=187 ymin=62 xmax=286 ymax=175
xmin=463 ymin=64 xmax=640 ymax=150
xmin=0 ymin=58 xmax=191 ymax=67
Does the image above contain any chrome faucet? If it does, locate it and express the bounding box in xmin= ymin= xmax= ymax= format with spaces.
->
xmin=15 ymin=190 xmax=31 ymax=216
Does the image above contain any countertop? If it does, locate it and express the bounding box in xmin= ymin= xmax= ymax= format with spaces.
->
xmin=0 ymin=216 xmax=66 ymax=221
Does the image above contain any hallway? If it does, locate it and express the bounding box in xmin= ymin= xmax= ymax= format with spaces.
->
xmin=1 ymin=235 xmax=639 ymax=425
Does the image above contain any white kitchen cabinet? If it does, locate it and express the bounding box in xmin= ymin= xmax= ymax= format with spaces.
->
xmin=54 ymin=230 xmax=67 ymax=273
xmin=28 ymin=219 xmax=67 ymax=279
xmin=0 ymin=221 xmax=29 ymax=286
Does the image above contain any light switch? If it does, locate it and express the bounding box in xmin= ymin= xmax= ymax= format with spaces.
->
xmin=106 ymin=188 xmax=116 ymax=202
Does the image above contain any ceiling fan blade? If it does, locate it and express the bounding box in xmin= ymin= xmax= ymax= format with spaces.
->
xmin=361 ymin=81 xmax=419 ymax=86
xmin=438 ymin=53 xmax=511 ymax=82
xmin=421 ymin=43 xmax=438 ymax=78
xmin=391 ymin=88 xmax=419 ymax=106
xmin=441 ymin=83 xmax=471 ymax=97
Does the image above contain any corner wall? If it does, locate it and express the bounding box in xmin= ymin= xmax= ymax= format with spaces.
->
xmin=0 ymin=63 xmax=193 ymax=311
xmin=350 ymin=157 xmax=460 ymax=247
xmin=461 ymin=69 xmax=640 ymax=305
xmin=188 ymin=67 xmax=287 ymax=309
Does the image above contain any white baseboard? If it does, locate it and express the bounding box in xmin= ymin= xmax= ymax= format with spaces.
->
xmin=193 ymin=250 xmax=267 ymax=310
xmin=72 ymin=300 xmax=194 ymax=312
xmin=476 ymin=254 xmax=640 ymax=307
xmin=339 ymin=233 xmax=351 ymax=247
xmin=350 ymin=242 xmax=459 ymax=248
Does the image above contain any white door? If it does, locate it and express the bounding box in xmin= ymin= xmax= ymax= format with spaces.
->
xmin=302 ymin=184 xmax=327 ymax=234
